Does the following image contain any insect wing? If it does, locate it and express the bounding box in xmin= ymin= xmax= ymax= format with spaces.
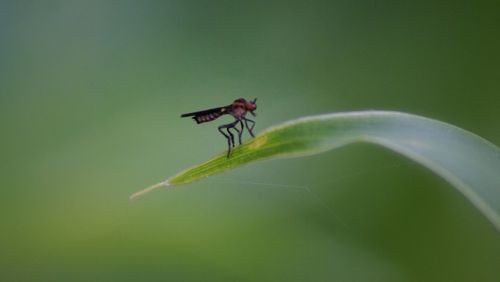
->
xmin=181 ymin=106 xmax=228 ymax=124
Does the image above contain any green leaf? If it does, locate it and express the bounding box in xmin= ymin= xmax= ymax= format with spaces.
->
xmin=131 ymin=111 xmax=500 ymax=230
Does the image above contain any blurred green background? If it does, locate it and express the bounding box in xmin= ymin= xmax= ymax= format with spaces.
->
xmin=1 ymin=1 xmax=499 ymax=281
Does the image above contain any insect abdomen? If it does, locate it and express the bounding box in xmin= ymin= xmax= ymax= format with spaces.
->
xmin=194 ymin=111 xmax=223 ymax=124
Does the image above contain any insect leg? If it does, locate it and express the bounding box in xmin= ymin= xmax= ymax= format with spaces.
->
xmin=226 ymin=127 xmax=235 ymax=147
xmin=229 ymin=120 xmax=243 ymax=146
xmin=243 ymin=117 xmax=256 ymax=138
xmin=219 ymin=120 xmax=240 ymax=157
xmin=218 ymin=124 xmax=232 ymax=157
xmin=236 ymin=120 xmax=244 ymax=145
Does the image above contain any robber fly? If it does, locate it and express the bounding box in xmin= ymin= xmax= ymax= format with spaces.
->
xmin=181 ymin=98 xmax=258 ymax=157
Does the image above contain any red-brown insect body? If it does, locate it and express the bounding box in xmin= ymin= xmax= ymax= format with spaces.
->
xmin=181 ymin=98 xmax=257 ymax=124
xmin=228 ymin=98 xmax=247 ymax=119
xmin=229 ymin=98 xmax=257 ymax=119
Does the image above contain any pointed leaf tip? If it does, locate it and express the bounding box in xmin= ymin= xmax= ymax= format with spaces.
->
xmin=129 ymin=180 xmax=170 ymax=201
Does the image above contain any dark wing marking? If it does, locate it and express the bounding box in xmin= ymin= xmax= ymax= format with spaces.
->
xmin=181 ymin=106 xmax=228 ymax=124
xmin=181 ymin=106 xmax=224 ymax=117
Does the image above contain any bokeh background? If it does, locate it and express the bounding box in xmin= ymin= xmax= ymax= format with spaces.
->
xmin=1 ymin=1 xmax=499 ymax=281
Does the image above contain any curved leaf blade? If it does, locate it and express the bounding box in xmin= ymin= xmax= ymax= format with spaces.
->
xmin=132 ymin=111 xmax=500 ymax=231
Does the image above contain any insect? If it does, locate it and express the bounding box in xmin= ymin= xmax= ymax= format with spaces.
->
xmin=181 ymin=98 xmax=258 ymax=157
